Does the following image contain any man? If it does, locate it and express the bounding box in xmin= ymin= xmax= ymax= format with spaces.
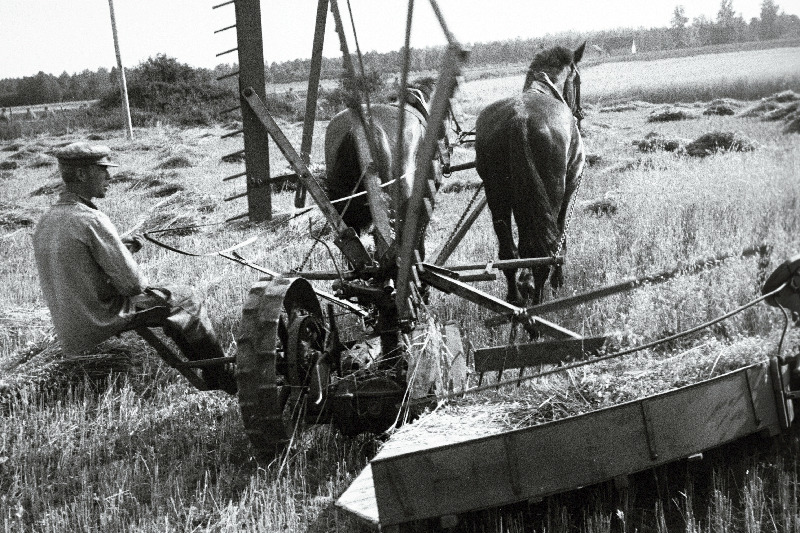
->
xmin=33 ymin=141 xmax=235 ymax=393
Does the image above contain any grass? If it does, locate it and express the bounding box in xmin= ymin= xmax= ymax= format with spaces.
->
xmin=1 ymin=48 xmax=800 ymax=531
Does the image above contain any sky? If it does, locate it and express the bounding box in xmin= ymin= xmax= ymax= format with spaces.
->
xmin=1 ymin=0 xmax=797 ymax=79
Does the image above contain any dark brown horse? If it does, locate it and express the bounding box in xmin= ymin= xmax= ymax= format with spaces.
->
xmin=324 ymin=79 xmax=442 ymax=236
xmin=475 ymin=43 xmax=586 ymax=305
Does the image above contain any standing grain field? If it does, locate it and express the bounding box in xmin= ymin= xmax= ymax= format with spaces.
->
xmin=1 ymin=46 xmax=800 ymax=532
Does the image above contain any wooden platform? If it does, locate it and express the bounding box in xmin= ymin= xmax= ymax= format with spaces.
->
xmin=336 ymin=361 xmax=789 ymax=527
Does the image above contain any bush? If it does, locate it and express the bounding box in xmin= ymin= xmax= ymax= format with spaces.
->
xmin=319 ymin=69 xmax=392 ymax=113
xmin=98 ymin=54 xmax=237 ymax=126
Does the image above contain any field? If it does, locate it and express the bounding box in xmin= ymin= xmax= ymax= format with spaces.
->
xmin=1 ymin=47 xmax=800 ymax=531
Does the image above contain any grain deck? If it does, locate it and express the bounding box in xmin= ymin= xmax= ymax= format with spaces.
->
xmin=337 ymin=361 xmax=788 ymax=527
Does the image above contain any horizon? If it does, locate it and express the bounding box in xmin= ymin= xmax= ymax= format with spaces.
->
xmin=1 ymin=0 xmax=794 ymax=80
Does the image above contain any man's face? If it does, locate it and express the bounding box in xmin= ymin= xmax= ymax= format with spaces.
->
xmin=84 ymin=165 xmax=112 ymax=199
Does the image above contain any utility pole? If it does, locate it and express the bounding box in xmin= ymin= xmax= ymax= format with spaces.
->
xmin=107 ymin=0 xmax=133 ymax=139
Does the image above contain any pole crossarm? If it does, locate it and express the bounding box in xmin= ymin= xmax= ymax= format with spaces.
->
xmin=241 ymin=88 xmax=372 ymax=269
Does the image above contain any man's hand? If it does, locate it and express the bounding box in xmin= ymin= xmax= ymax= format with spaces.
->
xmin=122 ymin=235 xmax=144 ymax=254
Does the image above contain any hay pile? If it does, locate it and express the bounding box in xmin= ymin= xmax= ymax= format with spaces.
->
xmin=739 ymin=90 xmax=800 ymax=133
xmin=633 ymin=132 xmax=689 ymax=153
xmin=685 ymin=131 xmax=756 ymax=157
xmin=112 ymin=170 xmax=140 ymax=183
xmin=135 ymin=190 xmax=218 ymax=235
xmin=0 ymin=202 xmax=40 ymax=230
xmin=599 ymin=101 xmax=654 ymax=113
xmin=786 ymin=115 xmax=800 ymax=134
xmin=703 ymin=98 xmax=743 ymax=117
xmin=29 ymin=179 xmax=63 ymax=197
xmin=585 ymin=154 xmax=603 ymax=167
xmin=157 ymin=155 xmax=193 ymax=169
xmin=221 ymin=151 xmax=245 ymax=163
xmin=648 ymin=106 xmax=697 ymax=122
xmin=150 ymin=183 xmax=186 ymax=198
xmin=582 ymin=190 xmax=621 ymax=217
xmin=703 ymin=104 xmax=735 ymax=116
xmin=8 ymin=144 xmax=46 ymax=161
xmin=762 ymin=101 xmax=799 ymax=122
xmin=0 ymin=337 xmax=138 ymax=406
xmin=28 ymin=154 xmax=55 ymax=168
xmin=380 ymin=336 xmax=777 ymax=458
xmin=122 ymin=170 xmax=180 ymax=192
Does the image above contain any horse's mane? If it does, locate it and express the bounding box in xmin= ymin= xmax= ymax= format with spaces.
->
xmin=523 ymin=46 xmax=575 ymax=91
xmin=410 ymin=77 xmax=436 ymax=101
xmin=383 ymin=77 xmax=436 ymax=118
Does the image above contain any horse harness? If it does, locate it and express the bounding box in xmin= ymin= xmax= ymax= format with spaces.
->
xmin=392 ymin=88 xmax=452 ymax=176
xmin=525 ymin=67 xmax=585 ymax=261
xmin=527 ymin=66 xmax=584 ymax=127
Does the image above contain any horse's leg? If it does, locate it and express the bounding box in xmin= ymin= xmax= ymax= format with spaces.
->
xmin=516 ymin=224 xmax=548 ymax=306
xmin=484 ymin=177 xmax=520 ymax=304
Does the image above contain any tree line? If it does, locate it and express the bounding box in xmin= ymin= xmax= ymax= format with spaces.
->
xmin=1 ymin=0 xmax=798 ymax=108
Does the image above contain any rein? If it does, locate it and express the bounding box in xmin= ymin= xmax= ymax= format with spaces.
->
xmin=571 ymin=64 xmax=585 ymax=129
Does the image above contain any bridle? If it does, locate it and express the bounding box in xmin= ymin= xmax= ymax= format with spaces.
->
xmin=523 ymin=61 xmax=585 ymax=131
xmin=566 ymin=62 xmax=585 ymax=130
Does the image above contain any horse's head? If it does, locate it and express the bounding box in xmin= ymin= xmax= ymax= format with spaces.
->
xmin=402 ymin=77 xmax=436 ymax=118
xmin=523 ymin=42 xmax=586 ymax=128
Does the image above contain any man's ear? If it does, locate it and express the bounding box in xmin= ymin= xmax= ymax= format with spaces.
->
xmin=74 ymin=167 xmax=90 ymax=183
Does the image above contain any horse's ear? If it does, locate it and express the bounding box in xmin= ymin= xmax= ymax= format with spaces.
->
xmin=574 ymin=41 xmax=586 ymax=64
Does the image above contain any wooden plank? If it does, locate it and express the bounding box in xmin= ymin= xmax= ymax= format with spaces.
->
xmin=336 ymin=464 xmax=380 ymax=526
xmin=234 ymin=0 xmax=271 ymax=221
xmin=474 ymin=336 xmax=607 ymax=372
xmin=368 ymin=363 xmax=780 ymax=526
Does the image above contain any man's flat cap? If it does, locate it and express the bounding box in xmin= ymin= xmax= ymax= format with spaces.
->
xmin=52 ymin=142 xmax=119 ymax=167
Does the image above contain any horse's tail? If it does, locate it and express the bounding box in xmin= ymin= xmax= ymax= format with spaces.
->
xmin=327 ymin=128 xmax=372 ymax=231
xmin=327 ymin=115 xmax=395 ymax=232
xmin=507 ymin=115 xmax=559 ymax=255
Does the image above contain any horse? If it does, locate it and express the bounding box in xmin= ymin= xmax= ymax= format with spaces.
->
xmin=475 ymin=42 xmax=586 ymax=306
xmin=324 ymin=79 xmax=444 ymax=239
